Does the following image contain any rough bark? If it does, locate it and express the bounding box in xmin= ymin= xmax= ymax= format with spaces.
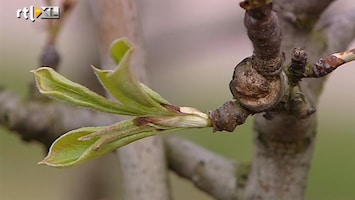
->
xmin=243 ymin=1 xmax=354 ymax=199
xmin=89 ymin=1 xmax=171 ymax=200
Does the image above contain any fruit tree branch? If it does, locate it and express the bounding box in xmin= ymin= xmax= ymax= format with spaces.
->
xmin=165 ymin=136 xmax=243 ymax=200
xmin=0 ymin=89 xmax=115 ymax=149
xmin=320 ymin=9 xmax=355 ymax=53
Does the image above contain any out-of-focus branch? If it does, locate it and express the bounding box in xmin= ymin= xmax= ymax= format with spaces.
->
xmin=318 ymin=9 xmax=355 ymax=53
xmin=30 ymin=0 xmax=77 ymax=98
xmin=165 ymin=136 xmax=244 ymax=200
xmin=274 ymin=0 xmax=334 ymax=30
xmin=275 ymin=0 xmax=334 ymax=14
xmin=45 ymin=0 xmax=76 ymax=45
xmin=0 ymin=89 xmax=115 ymax=149
xmin=89 ymin=1 xmax=171 ymax=200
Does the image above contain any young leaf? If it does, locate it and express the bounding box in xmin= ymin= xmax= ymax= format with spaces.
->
xmin=109 ymin=38 xmax=132 ymax=65
xmin=93 ymin=39 xmax=171 ymax=115
xmin=38 ymin=119 xmax=170 ymax=168
xmin=32 ymin=67 xmax=144 ymax=115
xmin=38 ymin=126 xmax=106 ymax=168
xmin=139 ymin=82 xmax=169 ymax=105
xmin=78 ymin=119 xmax=153 ymax=141
xmin=34 ymin=38 xmax=213 ymax=168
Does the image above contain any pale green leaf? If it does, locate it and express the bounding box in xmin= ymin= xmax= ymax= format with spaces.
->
xmin=78 ymin=119 xmax=153 ymax=141
xmin=93 ymin=38 xmax=172 ymax=115
xmin=109 ymin=38 xmax=132 ymax=65
xmin=38 ymin=126 xmax=106 ymax=168
xmin=139 ymin=82 xmax=169 ymax=105
xmin=32 ymin=67 xmax=143 ymax=115
xmin=38 ymin=120 xmax=162 ymax=168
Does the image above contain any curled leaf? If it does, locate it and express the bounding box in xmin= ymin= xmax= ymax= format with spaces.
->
xmin=110 ymin=38 xmax=132 ymax=65
xmin=139 ymin=82 xmax=169 ymax=105
xmin=94 ymin=38 xmax=171 ymax=115
xmin=38 ymin=126 xmax=105 ymax=168
xmin=32 ymin=67 xmax=143 ymax=115
xmin=39 ymin=120 xmax=159 ymax=168
xmin=39 ymin=112 xmax=210 ymax=168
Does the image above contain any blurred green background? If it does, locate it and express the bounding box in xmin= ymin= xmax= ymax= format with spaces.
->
xmin=1 ymin=0 xmax=355 ymax=200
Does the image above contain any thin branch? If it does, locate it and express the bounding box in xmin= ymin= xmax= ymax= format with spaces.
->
xmin=318 ymin=9 xmax=355 ymax=53
xmin=45 ymin=0 xmax=76 ymax=45
xmin=274 ymin=0 xmax=334 ymax=29
xmin=165 ymin=136 xmax=243 ymax=200
xmin=275 ymin=0 xmax=334 ymax=14
xmin=304 ymin=48 xmax=355 ymax=78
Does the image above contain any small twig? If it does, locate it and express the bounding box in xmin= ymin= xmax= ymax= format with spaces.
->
xmin=304 ymin=48 xmax=355 ymax=78
xmin=46 ymin=0 xmax=76 ymax=45
xmin=40 ymin=0 xmax=76 ymax=68
xmin=31 ymin=0 xmax=77 ymax=98
xmin=209 ymin=101 xmax=251 ymax=132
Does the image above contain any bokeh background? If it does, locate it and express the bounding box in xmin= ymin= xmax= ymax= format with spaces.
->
xmin=1 ymin=0 xmax=355 ymax=199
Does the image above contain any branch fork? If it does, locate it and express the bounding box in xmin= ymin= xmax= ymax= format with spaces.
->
xmin=210 ymin=1 xmax=355 ymax=132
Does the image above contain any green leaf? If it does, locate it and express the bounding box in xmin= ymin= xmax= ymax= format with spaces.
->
xmin=38 ymin=126 xmax=105 ymax=168
xmin=34 ymin=38 xmax=213 ymax=168
xmin=139 ymin=82 xmax=169 ymax=105
xmin=38 ymin=120 xmax=162 ymax=168
xmin=110 ymin=38 xmax=132 ymax=65
xmin=93 ymin=39 xmax=171 ymax=115
xmin=78 ymin=119 xmax=153 ymax=142
xmin=32 ymin=67 xmax=143 ymax=115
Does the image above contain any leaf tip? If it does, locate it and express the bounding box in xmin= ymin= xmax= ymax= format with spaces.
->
xmin=109 ymin=38 xmax=134 ymax=65
xmin=90 ymin=65 xmax=100 ymax=71
xmin=37 ymin=159 xmax=48 ymax=165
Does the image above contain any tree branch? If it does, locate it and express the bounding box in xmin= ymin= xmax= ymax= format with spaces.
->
xmin=303 ymin=48 xmax=355 ymax=78
xmin=233 ymin=1 xmax=351 ymax=199
xmin=165 ymin=136 xmax=243 ymax=200
xmin=318 ymin=9 xmax=355 ymax=53
xmin=0 ymin=89 xmax=115 ymax=149
xmin=274 ymin=0 xmax=334 ymax=29
xmin=274 ymin=0 xmax=334 ymax=14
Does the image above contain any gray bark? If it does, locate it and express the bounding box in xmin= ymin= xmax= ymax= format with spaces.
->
xmin=243 ymin=1 xmax=355 ymax=199
xmin=165 ymin=136 xmax=239 ymax=200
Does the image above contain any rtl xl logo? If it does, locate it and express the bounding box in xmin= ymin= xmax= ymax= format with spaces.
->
xmin=17 ymin=6 xmax=60 ymax=22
